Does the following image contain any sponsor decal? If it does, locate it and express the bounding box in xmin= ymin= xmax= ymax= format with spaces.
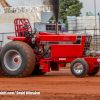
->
xmin=59 ymin=58 xmax=66 ymax=60
xmin=97 ymin=59 xmax=100 ymax=62
xmin=63 ymin=36 xmax=70 ymax=40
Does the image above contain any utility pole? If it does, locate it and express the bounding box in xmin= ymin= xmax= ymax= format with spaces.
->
xmin=94 ymin=0 xmax=97 ymax=50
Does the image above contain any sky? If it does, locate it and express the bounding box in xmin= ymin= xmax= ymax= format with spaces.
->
xmin=79 ymin=0 xmax=100 ymax=16
xmin=0 ymin=0 xmax=100 ymax=16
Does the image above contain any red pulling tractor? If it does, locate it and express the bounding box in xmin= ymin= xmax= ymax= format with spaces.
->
xmin=0 ymin=18 xmax=100 ymax=77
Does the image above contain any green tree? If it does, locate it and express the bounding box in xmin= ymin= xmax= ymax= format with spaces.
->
xmin=60 ymin=0 xmax=83 ymax=27
xmin=49 ymin=0 xmax=83 ymax=29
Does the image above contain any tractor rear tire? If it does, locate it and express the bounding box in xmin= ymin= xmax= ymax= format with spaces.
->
xmin=0 ymin=41 xmax=35 ymax=77
xmin=31 ymin=64 xmax=46 ymax=75
xmin=70 ymin=58 xmax=89 ymax=78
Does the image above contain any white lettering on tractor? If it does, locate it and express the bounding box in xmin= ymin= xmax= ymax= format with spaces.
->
xmin=63 ymin=36 xmax=70 ymax=40
xmin=59 ymin=58 xmax=66 ymax=60
xmin=97 ymin=59 xmax=100 ymax=62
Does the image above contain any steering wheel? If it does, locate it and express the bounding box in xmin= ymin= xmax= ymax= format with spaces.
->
xmin=32 ymin=28 xmax=37 ymax=35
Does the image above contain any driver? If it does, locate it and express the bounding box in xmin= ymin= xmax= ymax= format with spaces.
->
xmin=23 ymin=22 xmax=32 ymax=37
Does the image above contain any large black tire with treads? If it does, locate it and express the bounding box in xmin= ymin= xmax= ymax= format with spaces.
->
xmin=70 ymin=59 xmax=89 ymax=78
xmin=0 ymin=41 xmax=35 ymax=77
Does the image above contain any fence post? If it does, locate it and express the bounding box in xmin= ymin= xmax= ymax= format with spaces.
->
xmin=85 ymin=28 xmax=86 ymax=34
xmin=93 ymin=26 xmax=95 ymax=50
xmin=73 ymin=27 xmax=76 ymax=34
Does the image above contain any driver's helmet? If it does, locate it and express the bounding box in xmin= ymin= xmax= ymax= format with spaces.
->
xmin=23 ymin=22 xmax=29 ymax=28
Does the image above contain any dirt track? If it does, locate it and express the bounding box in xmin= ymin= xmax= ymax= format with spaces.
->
xmin=0 ymin=68 xmax=100 ymax=100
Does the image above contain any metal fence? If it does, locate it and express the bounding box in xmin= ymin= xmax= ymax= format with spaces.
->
xmin=67 ymin=16 xmax=99 ymax=34
xmin=0 ymin=32 xmax=14 ymax=49
xmin=90 ymin=34 xmax=100 ymax=51
xmin=66 ymin=16 xmax=100 ymax=50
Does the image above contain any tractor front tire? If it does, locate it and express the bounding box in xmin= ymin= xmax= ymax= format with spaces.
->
xmin=0 ymin=41 xmax=35 ymax=77
xmin=70 ymin=59 xmax=89 ymax=78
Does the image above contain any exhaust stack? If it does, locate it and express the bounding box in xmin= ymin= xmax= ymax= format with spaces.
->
xmin=43 ymin=0 xmax=60 ymax=35
xmin=56 ymin=22 xmax=58 ymax=35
